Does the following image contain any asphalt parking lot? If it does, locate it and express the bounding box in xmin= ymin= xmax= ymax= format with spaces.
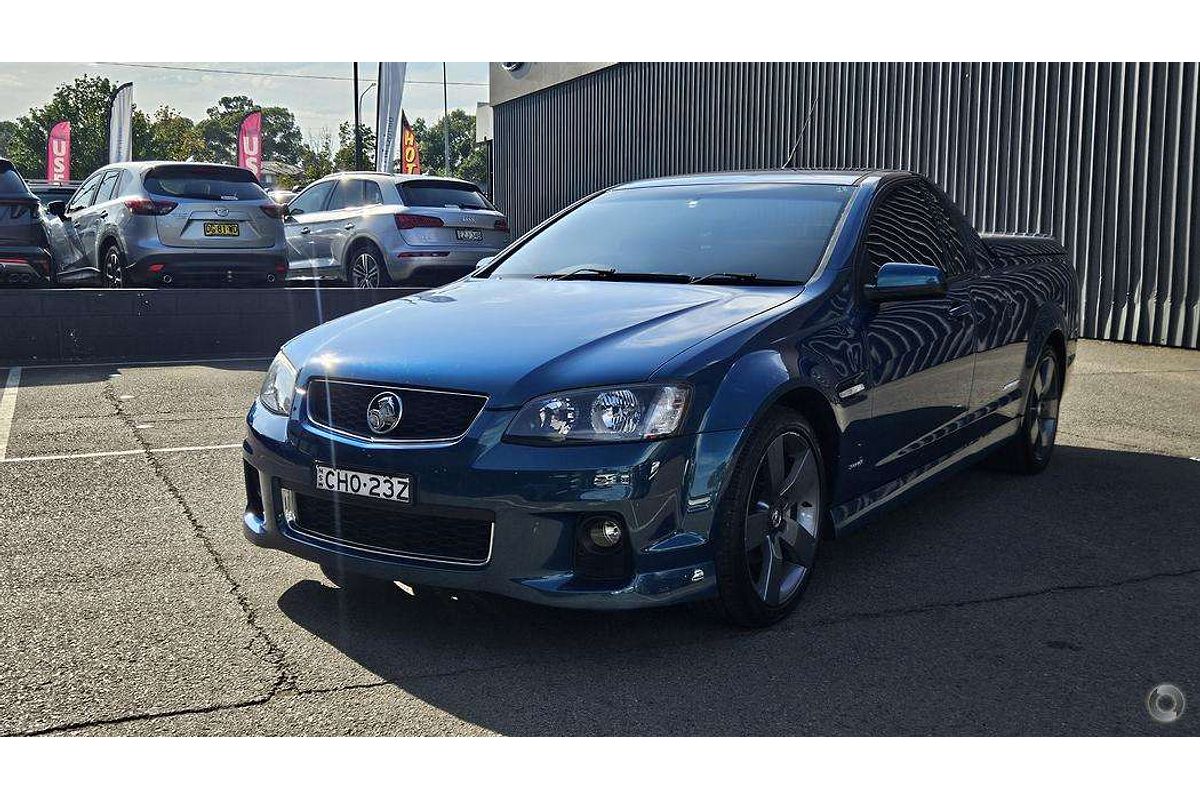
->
xmin=1 ymin=340 xmax=1197 ymax=736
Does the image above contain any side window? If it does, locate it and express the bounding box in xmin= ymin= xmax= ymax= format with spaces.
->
xmin=289 ymin=182 xmax=333 ymax=215
xmin=329 ymin=179 xmax=378 ymax=210
xmin=113 ymin=170 xmax=131 ymax=199
xmin=68 ymin=174 xmax=102 ymax=212
xmin=327 ymin=180 xmax=355 ymax=210
xmin=95 ymin=171 xmax=120 ymax=204
xmin=862 ymin=182 xmax=945 ymax=282
xmin=361 ymin=180 xmax=383 ymax=207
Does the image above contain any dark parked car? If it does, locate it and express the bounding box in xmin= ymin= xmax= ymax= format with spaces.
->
xmin=0 ymin=158 xmax=53 ymax=287
xmin=243 ymin=170 xmax=1079 ymax=626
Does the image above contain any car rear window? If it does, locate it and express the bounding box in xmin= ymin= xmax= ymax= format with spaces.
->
xmin=144 ymin=165 xmax=266 ymax=201
xmin=398 ymin=180 xmax=492 ymax=210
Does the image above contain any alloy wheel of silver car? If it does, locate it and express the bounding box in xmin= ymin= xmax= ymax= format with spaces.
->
xmin=744 ymin=430 xmax=822 ymax=607
xmin=1027 ymin=350 xmax=1061 ymax=460
xmin=103 ymin=247 xmax=124 ymax=288
xmin=350 ymin=251 xmax=381 ymax=289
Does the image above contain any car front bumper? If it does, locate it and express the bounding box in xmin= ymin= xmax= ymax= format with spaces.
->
xmin=242 ymin=401 xmax=745 ymax=610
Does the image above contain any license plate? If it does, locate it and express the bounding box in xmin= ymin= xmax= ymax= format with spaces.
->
xmin=314 ymin=465 xmax=411 ymax=503
xmin=455 ymin=228 xmax=484 ymax=242
xmin=203 ymin=222 xmax=240 ymax=237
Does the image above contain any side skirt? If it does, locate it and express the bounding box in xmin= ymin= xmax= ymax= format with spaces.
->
xmin=830 ymin=415 xmax=1021 ymax=537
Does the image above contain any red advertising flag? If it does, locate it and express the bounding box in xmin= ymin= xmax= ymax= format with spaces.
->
xmin=47 ymin=121 xmax=71 ymax=182
xmin=238 ymin=111 xmax=263 ymax=178
xmin=400 ymin=113 xmax=421 ymax=174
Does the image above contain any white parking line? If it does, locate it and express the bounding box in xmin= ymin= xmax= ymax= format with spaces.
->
xmin=0 ymin=442 xmax=241 ymax=465
xmin=0 ymin=367 xmax=21 ymax=461
xmin=5 ymin=355 xmax=270 ymax=371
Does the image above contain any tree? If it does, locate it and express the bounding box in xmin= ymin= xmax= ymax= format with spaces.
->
xmin=410 ymin=110 xmax=487 ymax=186
xmin=137 ymin=106 xmax=205 ymax=162
xmin=334 ymin=122 xmax=376 ymax=172
xmin=288 ymin=129 xmax=335 ymax=189
xmin=2 ymin=74 xmax=122 ymax=178
xmin=196 ymin=96 xmax=305 ymax=166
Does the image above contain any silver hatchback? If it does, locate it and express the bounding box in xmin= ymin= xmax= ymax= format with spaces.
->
xmin=44 ymin=162 xmax=288 ymax=287
xmin=283 ymin=173 xmax=510 ymax=288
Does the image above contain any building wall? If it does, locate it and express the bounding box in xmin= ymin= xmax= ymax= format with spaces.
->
xmin=492 ymin=62 xmax=1200 ymax=349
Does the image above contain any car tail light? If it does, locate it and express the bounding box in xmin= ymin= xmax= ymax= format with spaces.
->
xmin=260 ymin=204 xmax=287 ymax=219
xmin=494 ymin=219 xmax=510 ymax=232
xmin=125 ymin=198 xmax=177 ymax=216
xmin=275 ymin=259 xmax=288 ymax=273
xmin=148 ymin=263 xmax=165 ymax=273
xmin=394 ymin=213 xmax=444 ymax=230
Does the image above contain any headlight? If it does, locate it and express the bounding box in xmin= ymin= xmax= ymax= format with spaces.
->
xmin=258 ymin=351 xmax=298 ymax=415
xmin=506 ymin=383 xmax=690 ymax=444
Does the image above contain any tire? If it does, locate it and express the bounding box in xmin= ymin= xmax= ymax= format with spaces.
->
xmin=347 ymin=243 xmax=390 ymax=289
xmin=101 ymin=243 xmax=127 ymax=289
xmin=705 ymin=408 xmax=828 ymax=627
xmin=320 ymin=563 xmax=398 ymax=597
xmin=999 ymin=344 xmax=1062 ymax=475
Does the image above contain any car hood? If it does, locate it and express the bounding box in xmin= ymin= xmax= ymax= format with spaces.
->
xmin=286 ymin=277 xmax=797 ymax=407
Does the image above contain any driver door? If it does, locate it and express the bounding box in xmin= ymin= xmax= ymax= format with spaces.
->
xmin=857 ymin=180 xmax=978 ymax=489
xmin=284 ymin=180 xmax=335 ymax=274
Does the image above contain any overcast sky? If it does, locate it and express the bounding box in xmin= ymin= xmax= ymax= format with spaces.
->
xmin=0 ymin=62 xmax=489 ymax=138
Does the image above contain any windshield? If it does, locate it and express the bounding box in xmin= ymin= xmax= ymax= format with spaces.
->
xmin=490 ymin=183 xmax=853 ymax=283
xmin=398 ymin=180 xmax=493 ymax=210
xmin=0 ymin=166 xmax=30 ymax=196
xmin=144 ymin=165 xmax=267 ymax=201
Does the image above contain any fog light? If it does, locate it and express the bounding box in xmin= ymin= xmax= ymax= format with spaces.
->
xmin=584 ymin=516 xmax=624 ymax=549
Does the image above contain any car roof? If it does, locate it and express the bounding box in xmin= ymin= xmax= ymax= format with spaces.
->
xmin=317 ymin=171 xmax=480 ymax=187
xmin=614 ymin=169 xmax=901 ymax=191
xmin=104 ymin=161 xmax=257 ymax=175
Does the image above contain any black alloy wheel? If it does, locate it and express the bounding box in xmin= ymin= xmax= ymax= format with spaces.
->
xmin=707 ymin=409 xmax=827 ymax=627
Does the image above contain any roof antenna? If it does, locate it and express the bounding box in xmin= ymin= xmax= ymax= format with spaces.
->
xmin=781 ymin=97 xmax=820 ymax=169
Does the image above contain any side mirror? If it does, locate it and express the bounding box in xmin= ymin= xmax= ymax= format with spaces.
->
xmin=864 ymin=262 xmax=947 ymax=302
xmin=475 ymin=256 xmax=495 ymax=270
xmin=46 ymin=200 xmax=67 ymax=218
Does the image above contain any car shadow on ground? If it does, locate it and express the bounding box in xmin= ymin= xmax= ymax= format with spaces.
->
xmin=277 ymin=445 xmax=1200 ymax=735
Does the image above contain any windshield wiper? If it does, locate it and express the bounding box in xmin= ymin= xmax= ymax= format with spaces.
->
xmin=689 ymin=272 xmax=802 ymax=286
xmin=533 ymin=266 xmax=617 ymax=280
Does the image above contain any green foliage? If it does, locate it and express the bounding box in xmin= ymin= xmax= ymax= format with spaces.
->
xmin=410 ymin=110 xmax=487 ymax=186
xmin=2 ymin=74 xmax=121 ymax=178
xmin=0 ymin=72 xmax=488 ymax=192
xmin=195 ymin=96 xmax=305 ymax=165
xmin=334 ymin=122 xmax=376 ymax=172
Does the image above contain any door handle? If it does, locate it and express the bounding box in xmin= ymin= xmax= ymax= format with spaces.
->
xmin=343 ymin=223 xmax=355 ymax=230
xmin=99 ymin=210 xmax=108 ymax=218
xmin=299 ymin=226 xmax=311 ymax=234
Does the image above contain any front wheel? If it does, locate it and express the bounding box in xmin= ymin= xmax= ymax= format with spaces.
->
xmin=707 ymin=408 xmax=827 ymax=627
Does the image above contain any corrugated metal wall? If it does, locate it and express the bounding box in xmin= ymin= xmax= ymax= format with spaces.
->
xmin=493 ymin=62 xmax=1200 ymax=348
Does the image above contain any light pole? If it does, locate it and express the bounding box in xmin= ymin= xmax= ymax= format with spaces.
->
xmin=442 ymin=62 xmax=451 ymax=175
xmin=358 ymin=82 xmax=377 ymax=151
xmin=353 ymin=62 xmax=362 ymax=171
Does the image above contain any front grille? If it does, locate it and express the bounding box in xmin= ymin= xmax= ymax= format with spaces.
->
xmin=290 ymin=492 xmax=493 ymax=565
xmin=306 ymin=379 xmax=486 ymax=441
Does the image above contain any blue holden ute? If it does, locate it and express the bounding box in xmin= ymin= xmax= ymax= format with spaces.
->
xmin=243 ymin=170 xmax=1079 ymax=626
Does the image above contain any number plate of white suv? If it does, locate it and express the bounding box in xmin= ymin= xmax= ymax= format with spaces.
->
xmin=455 ymin=229 xmax=484 ymax=241
xmin=314 ymin=465 xmax=411 ymax=503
